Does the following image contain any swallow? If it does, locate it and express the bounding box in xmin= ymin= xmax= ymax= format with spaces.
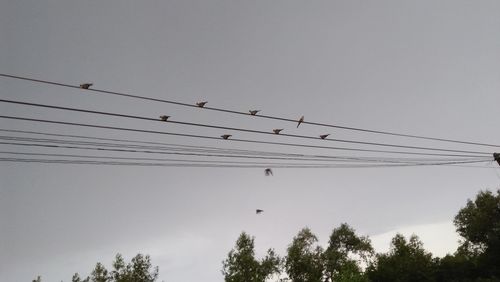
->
xmin=196 ymin=101 xmax=208 ymax=108
xmin=265 ymin=168 xmax=273 ymax=176
xmin=273 ymin=129 xmax=283 ymax=134
xmin=221 ymin=134 xmax=232 ymax=140
xmin=249 ymin=110 xmax=260 ymax=116
xmin=297 ymin=116 xmax=304 ymax=128
xmin=159 ymin=115 xmax=170 ymax=121
xmin=320 ymin=134 xmax=329 ymax=139
xmin=256 ymin=209 xmax=264 ymax=214
xmin=79 ymin=83 xmax=93 ymax=89
xmin=494 ymin=152 xmax=500 ymax=166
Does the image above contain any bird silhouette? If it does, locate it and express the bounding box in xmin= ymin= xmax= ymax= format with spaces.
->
xmin=320 ymin=134 xmax=329 ymax=139
xmin=196 ymin=101 xmax=207 ymax=108
xmin=265 ymin=168 xmax=273 ymax=176
xmin=249 ymin=110 xmax=260 ymax=115
xmin=494 ymin=152 xmax=500 ymax=166
xmin=221 ymin=134 xmax=232 ymax=140
xmin=273 ymin=129 xmax=283 ymax=134
xmin=159 ymin=115 xmax=170 ymax=121
xmin=79 ymin=83 xmax=93 ymax=89
xmin=256 ymin=209 xmax=264 ymax=214
xmin=297 ymin=116 xmax=304 ymax=128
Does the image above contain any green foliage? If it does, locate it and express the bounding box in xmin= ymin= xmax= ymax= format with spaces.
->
xmin=222 ymin=232 xmax=281 ymax=282
xmin=285 ymin=228 xmax=324 ymax=282
xmin=323 ymin=223 xmax=373 ymax=282
xmin=367 ymin=234 xmax=436 ymax=282
xmin=452 ymin=190 xmax=500 ymax=279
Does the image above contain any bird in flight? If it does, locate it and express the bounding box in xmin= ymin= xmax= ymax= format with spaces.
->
xmin=256 ymin=209 xmax=264 ymax=214
xmin=79 ymin=83 xmax=93 ymax=89
xmin=265 ymin=168 xmax=273 ymax=176
xmin=320 ymin=134 xmax=329 ymax=139
xmin=196 ymin=101 xmax=208 ymax=108
xmin=273 ymin=129 xmax=283 ymax=134
xmin=159 ymin=115 xmax=170 ymax=121
xmin=221 ymin=134 xmax=232 ymax=140
xmin=249 ymin=110 xmax=260 ymax=115
xmin=297 ymin=115 xmax=304 ymax=128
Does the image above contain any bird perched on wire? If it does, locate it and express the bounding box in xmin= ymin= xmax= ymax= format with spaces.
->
xmin=221 ymin=134 xmax=232 ymax=140
xmin=249 ymin=110 xmax=260 ymax=116
xmin=159 ymin=115 xmax=170 ymax=121
xmin=297 ymin=116 xmax=304 ymax=128
xmin=196 ymin=101 xmax=208 ymax=108
xmin=320 ymin=134 xmax=329 ymax=139
xmin=494 ymin=152 xmax=500 ymax=166
xmin=265 ymin=168 xmax=273 ymax=176
xmin=256 ymin=209 xmax=264 ymax=214
xmin=273 ymin=129 xmax=283 ymax=134
xmin=79 ymin=83 xmax=93 ymax=89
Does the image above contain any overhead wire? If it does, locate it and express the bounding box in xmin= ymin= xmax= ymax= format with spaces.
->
xmin=0 ymin=115 xmax=489 ymax=158
xmin=1 ymin=73 xmax=499 ymax=148
xmin=0 ymin=98 xmax=492 ymax=155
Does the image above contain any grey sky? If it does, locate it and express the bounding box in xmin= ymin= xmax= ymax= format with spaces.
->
xmin=1 ymin=1 xmax=500 ymax=281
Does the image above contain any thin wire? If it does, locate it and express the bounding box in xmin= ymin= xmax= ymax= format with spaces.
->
xmin=2 ymin=73 xmax=499 ymax=148
xmin=0 ymin=157 xmax=490 ymax=168
xmin=2 ymin=135 xmax=489 ymax=164
xmin=0 ymin=115 xmax=489 ymax=158
xmin=0 ymin=99 xmax=492 ymax=155
xmin=0 ymin=128 xmax=489 ymax=162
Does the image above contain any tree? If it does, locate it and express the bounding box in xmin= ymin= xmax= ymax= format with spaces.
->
xmin=222 ymin=232 xmax=281 ymax=282
xmin=366 ymin=234 xmax=436 ymax=282
xmin=91 ymin=262 xmax=110 ymax=282
xmin=32 ymin=276 xmax=42 ymax=282
xmin=323 ymin=223 xmax=373 ymax=282
xmin=453 ymin=190 xmax=500 ymax=279
xmin=285 ymin=228 xmax=324 ymax=282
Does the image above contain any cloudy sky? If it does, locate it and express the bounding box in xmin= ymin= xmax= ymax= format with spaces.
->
xmin=1 ymin=1 xmax=500 ymax=281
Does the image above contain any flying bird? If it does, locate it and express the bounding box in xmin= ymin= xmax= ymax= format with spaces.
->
xmin=159 ymin=115 xmax=170 ymax=121
xmin=249 ymin=110 xmax=260 ymax=116
xmin=256 ymin=209 xmax=264 ymax=214
xmin=297 ymin=115 xmax=304 ymax=128
xmin=221 ymin=134 xmax=232 ymax=140
xmin=494 ymin=152 xmax=500 ymax=166
xmin=265 ymin=168 xmax=273 ymax=176
xmin=196 ymin=101 xmax=208 ymax=108
xmin=319 ymin=134 xmax=330 ymax=139
xmin=273 ymin=129 xmax=283 ymax=134
xmin=79 ymin=83 xmax=93 ymax=89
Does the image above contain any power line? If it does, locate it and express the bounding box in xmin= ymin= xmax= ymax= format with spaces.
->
xmin=3 ymin=137 xmax=487 ymax=165
xmin=0 ymin=98 xmax=492 ymax=155
xmin=0 ymin=115 xmax=489 ymax=158
xmin=2 ymin=73 xmax=499 ymax=148
xmin=0 ymin=157 xmax=491 ymax=168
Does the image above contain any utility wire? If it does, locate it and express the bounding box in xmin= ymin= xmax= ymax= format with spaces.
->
xmin=0 ymin=115 xmax=489 ymax=158
xmin=0 ymin=99 xmax=492 ymax=155
xmin=2 ymin=73 xmax=499 ymax=148
xmin=2 ymin=137 xmax=486 ymax=165
xmin=0 ymin=157 xmax=491 ymax=168
xmin=0 ymin=129 xmax=487 ymax=162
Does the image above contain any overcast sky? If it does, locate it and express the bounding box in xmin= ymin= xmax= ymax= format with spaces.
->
xmin=1 ymin=1 xmax=500 ymax=281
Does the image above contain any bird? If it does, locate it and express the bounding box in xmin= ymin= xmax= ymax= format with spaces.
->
xmin=273 ymin=129 xmax=283 ymax=134
xmin=494 ymin=152 xmax=500 ymax=166
xmin=265 ymin=168 xmax=273 ymax=176
xmin=221 ymin=134 xmax=232 ymax=140
xmin=159 ymin=115 xmax=170 ymax=121
xmin=297 ymin=115 xmax=304 ymax=128
xmin=256 ymin=209 xmax=264 ymax=214
xmin=249 ymin=110 xmax=260 ymax=115
xmin=319 ymin=134 xmax=330 ymax=139
xmin=79 ymin=83 xmax=93 ymax=89
xmin=196 ymin=101 xmax=208 ymax=108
